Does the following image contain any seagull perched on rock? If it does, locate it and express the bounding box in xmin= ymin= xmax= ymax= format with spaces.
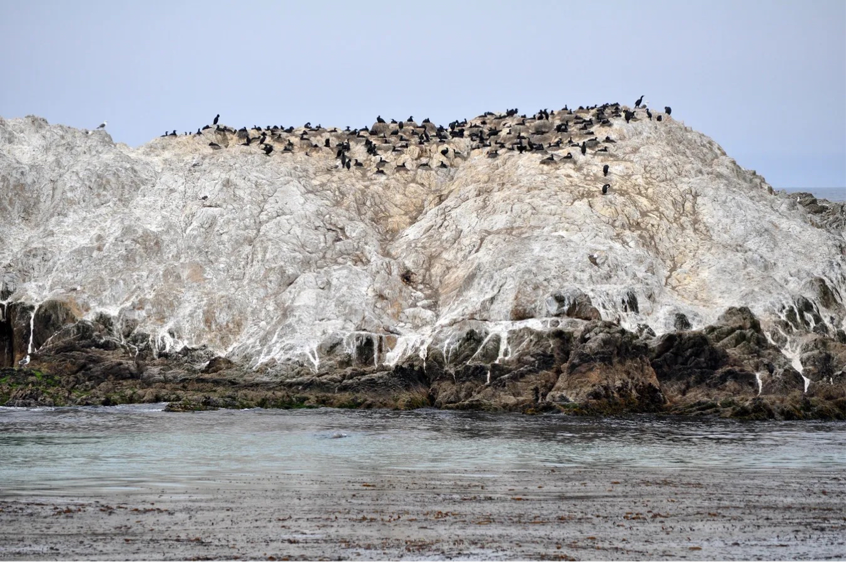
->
xmin=18 ymin=355 xmax=30 ymax=366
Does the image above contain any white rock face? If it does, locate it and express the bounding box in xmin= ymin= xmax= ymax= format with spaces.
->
xmin=1 ymin=111 xmax=843 ymax=374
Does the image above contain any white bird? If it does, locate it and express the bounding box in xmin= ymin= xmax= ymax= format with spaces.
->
xmin=18 ymin=355 xmax=30 ymax=366
xmin=96 ymin=121 xmax=107 ymax=130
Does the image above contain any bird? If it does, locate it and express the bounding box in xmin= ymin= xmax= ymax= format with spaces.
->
xmin=18 ymin=355 xmax=30 ymax=366
xmin=213 ymin=114 xmax=220 ymax=125
xmin=646 ymin=109 xmax=653 ymax=120
xmin=602 ymin=184 xmax=610 ymax=194
xmin=603 ymin=164 xmax=610 ymax=177
xmin=665 ymin=106 xmax=672 ymax=115
xmin=96 ymin=121 xmax=107 ymax=130
xmin=263 ymin=144 xmax=273 ymax=156
xmin=580 ymin=142 xmax=587 ymax=155
xmin=209 ymin=142 xmax=222 ymax=150
xmin=635 ymin=95 xmax=644 ymax=108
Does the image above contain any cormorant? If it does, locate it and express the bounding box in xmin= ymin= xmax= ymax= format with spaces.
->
xmin=263 ymin=144 xmax=273 ymax=155
xmin=603 ymin=164 xmax=609 ymax=177
xmin=602 ymin=184 xmax=610 ymax=194
xmin=580 ymin=142 xmax=587 ymax=155
xmin=635 ymin=95 xmax=644 ymax=108
xmin=665 ymin=106 xmax=672 ymax=115
xmin=209 ymin=142 xmax=222 ymax=150
xmin=213 ymin=114 xmax=220 ymax=125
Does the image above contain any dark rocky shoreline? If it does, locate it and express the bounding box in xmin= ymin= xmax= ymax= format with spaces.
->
xmin=2 ymin=300 xmax=845 ymax=419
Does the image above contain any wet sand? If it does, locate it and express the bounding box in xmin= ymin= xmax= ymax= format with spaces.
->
xmin=1 ymin=467 xmax=844 ymax=560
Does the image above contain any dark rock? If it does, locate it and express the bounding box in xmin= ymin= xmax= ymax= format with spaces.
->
xmin=546 ymin=321 xmax=665 ymax=411
xmin=546 ymin=289 xmax=601 ymax=321
xmin=203 ymin=356 xmax=235 ymax=374
xmin=673 ymin=313 xmax=692 ymax=331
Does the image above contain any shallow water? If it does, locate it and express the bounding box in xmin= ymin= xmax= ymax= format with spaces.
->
xmin=1 ymin=405 xmax=845 ymax=495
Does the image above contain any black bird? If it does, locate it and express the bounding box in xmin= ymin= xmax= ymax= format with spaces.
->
xmin=665 ymin=106 xmax=672 ymax=115
xmin=580 ymin=142 xmax=587 ymax=155
xmin=324 ymin=138 xmax=331 ymax=148
xmin=603 ymin=164 xmax=609 ymax=177
xmin=376 ymin=115 xmax=385 ymax=124
xmin=441 ymin=147 xmax=449 ymax=156
xmin=646 ymin=109 xmax=653 ymax=120
xmin=602 ymin=184 xmax=610 ymax=194
xmin=635 ymin=95 xmax=644 ymax=108
xmin=209 ymin=142 xmax=222 ymax=150
xmin=657 ymin=115 xmax=663 ymax=121
xmin=259 ymin=133 xmax=267 ymax=145
xmin=169 ymin=130 xmax=177 ymax=136
xmin=213 ymin=114 xmax=220 ymax=125
xmin=263 ymin=144 xmax=273 ymax=155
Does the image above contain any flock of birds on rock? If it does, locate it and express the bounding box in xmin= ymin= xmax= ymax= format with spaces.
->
xmin=148 ymin=96 xmax=673 ymax=196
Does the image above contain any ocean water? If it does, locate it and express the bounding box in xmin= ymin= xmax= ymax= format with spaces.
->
xmin=784 ymin=186 xmax=845 ymax=202
xmin=1 ymin=406 xmax=845 ymax=496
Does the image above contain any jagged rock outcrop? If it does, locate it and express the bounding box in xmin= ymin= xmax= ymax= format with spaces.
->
xmin=1 ymin=105 xmax=844 ymax=416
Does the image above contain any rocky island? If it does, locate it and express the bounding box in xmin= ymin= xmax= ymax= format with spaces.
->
xmin=1 ymin=104 xmax=844 ymax=418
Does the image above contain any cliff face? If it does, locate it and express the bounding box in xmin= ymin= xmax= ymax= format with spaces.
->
xmin=1 ymin=107 xmax=844 ymax=416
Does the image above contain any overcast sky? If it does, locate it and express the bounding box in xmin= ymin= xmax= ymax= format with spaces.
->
xmin=1 ymin=0 xmax=844 ymax=194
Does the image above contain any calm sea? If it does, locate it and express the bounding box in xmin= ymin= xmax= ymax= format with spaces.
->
xmin=1 ymin=406 xmax=845 ymax=496
xmin=785 ymin=186 xmax=845 ymax=202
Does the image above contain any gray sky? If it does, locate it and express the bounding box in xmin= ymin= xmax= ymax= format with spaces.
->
xmin=2 ymin=0 xmax=844 ymax=193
